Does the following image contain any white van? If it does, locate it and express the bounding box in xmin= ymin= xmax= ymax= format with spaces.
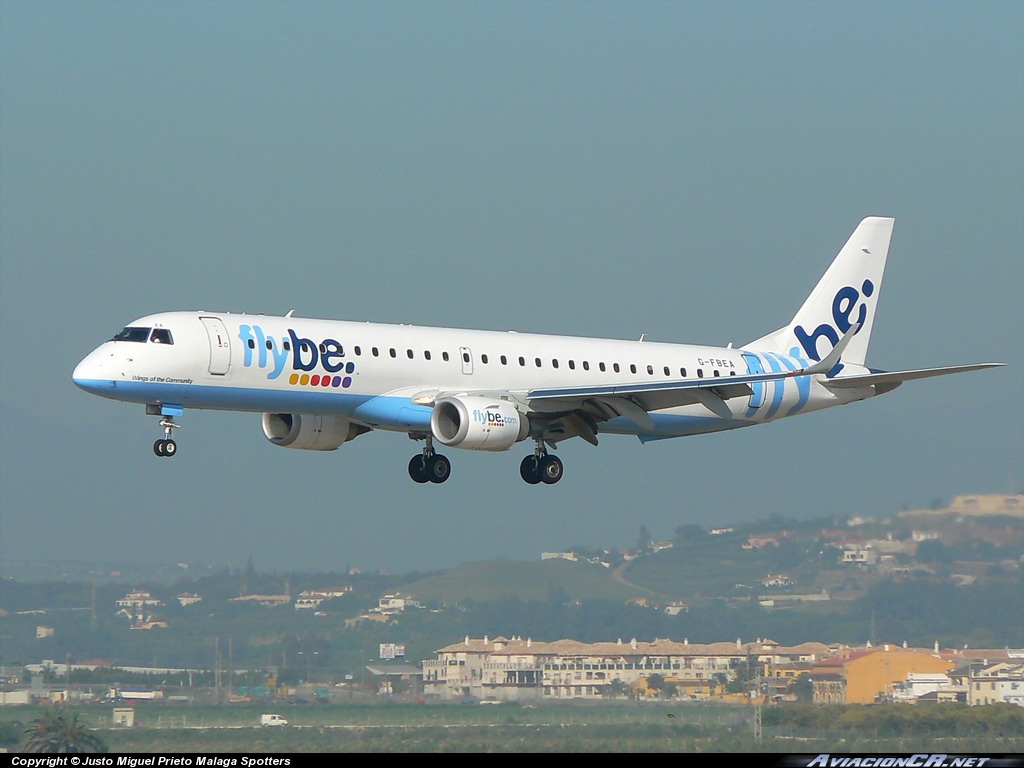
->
xmin=259 ymin=713 xmax=288 ymax=727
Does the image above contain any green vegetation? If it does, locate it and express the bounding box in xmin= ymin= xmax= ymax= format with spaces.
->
xmin=1 ymin=702 xmax=1021 ymax=753
xmin=20 ymin=705 xmax=107 ymax=753
xmin=401 ymin=559 xmax=640 ymax=603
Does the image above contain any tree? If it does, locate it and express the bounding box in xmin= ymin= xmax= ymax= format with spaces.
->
xmin=638 ymin=525 xmax=652 ymax=551
xmin=21 ymin=706 xmax=106 ymax=753
xmin=787 ymin=672 xmax=814 ymax=703
xmin=0 ymin=721 xmax=22 ymax=749
xmin=915 ymin=538 xmax=953 ymax=564
xmin=603 ymin=678 xmax=630 ymax=698
xmin=645 ymin=672 xmax=665 ymax=693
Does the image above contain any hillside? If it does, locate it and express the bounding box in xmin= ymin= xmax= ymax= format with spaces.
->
xmin=398 ymin=558 xmax=643 ymax=603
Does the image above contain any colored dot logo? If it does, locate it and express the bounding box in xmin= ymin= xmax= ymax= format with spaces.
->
xmin=288 ymin=372 xmax=353 ymax=388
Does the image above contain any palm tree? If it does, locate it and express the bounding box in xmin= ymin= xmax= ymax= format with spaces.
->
xmin=21 ymin=706 xmax=106 ymax=753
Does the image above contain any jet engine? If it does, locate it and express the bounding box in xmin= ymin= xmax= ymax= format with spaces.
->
xmin=261 ymin=413 xmax=367 ymax=451
xmin=430 ymin=396 xmax=530 ymax=451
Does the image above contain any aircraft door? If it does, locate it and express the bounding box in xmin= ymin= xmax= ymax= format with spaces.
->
xmin=459 ymin=347 xmax=473 ymax=375
xmin=200 ymin=316 xmax=232 ymax=375
xmin=741 ymin=352 xmax=766 ymax=411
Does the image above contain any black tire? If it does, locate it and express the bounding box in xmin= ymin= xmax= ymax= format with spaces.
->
xmin=153 ymin=439 xmax=166 ymax=457
xmin=540 ymin=454 xmax=563 ymax=484
xmin=428 ymin=454 xmax=451 ymax=484
xmin=408 ymin=455 xmax=430 ymax=483
xmin=520 ymin=456 xmax=542 ymax=485
xmin=162 ymin=439 xmax=177 ymax=457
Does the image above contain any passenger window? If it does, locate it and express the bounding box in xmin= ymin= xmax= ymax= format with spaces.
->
xmin=424 ymin=351 xmax=431 ymax=360
xmin=442 ymin=351 xmax=450 ymax=362
xmin=519 ymin=356 xmax=526 ymax=366
xmin=150 ymin=329 xmax=173 ymax=345
xmin=247 ymin=339 xmax=256 ymax=349
xmin=582 ymin=361 xmax=590 ymax=371
xmin=372 ymin=347 xmax=379 ymax=357
xmin=568 ymin=360 xmax=575 ymax=370
xmin=630 ymin=364 xmax=637 ymax=374
xmin=481 ymin=354 xmax=489 ymax=364
xmin=552 ymin=359 xmax=559 ymax=369
xmin=663 ymin=366 xmax=670 ymax=376
xmin=389 ymin=348 xmax=397 ymax=358
xmin=535 ymin=358 xmax=542 ymax=367
xmin=647 ymin=365 xmax=654 ymax=375
xmin=354 ymin=346 xmax=362 ymax=356
xmin=407 ymin=349 xmax=414 ymax=359
xmin=613 ymin=363 xmax=620 ymax=373
xmin=500 ymin=355 xmax=508 ymax=365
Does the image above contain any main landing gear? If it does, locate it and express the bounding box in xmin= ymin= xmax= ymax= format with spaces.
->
xmin=406 ymin=436 xmax=564 ymax=485
xmin=408 ymin=435 xmax=451 ymax=484
xmin=153 ymin=416 xmax=180 ymax=458
xmin=519 ymin=441 xmax=563 ymax=485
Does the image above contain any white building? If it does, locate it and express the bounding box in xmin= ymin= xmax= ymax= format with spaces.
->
xmin=115 ymin=590 xmax=164 ymax=609
xmin=421 ymin=635 xmax=834 ymax=703
xmin=969 ymin=662 xmax=1024 ymax=706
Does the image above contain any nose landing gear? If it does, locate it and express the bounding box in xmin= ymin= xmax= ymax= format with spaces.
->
xmin=153 ymin=416 xmax=181 ymax=458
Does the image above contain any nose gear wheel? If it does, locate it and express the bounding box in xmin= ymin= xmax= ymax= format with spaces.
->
xmin=153 ymin=416 xmax=181 ymax=458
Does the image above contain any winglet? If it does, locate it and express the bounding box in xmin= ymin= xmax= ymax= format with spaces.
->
xmin=803 ymin=322 xmax=859 ymax=376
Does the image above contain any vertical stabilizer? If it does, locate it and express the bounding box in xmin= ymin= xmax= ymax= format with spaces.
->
xmin=747 ymin=216 xmax=894 ymax=366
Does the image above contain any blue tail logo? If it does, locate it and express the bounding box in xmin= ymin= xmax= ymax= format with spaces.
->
xmin=793 ymin=280 xmax=874 ymax=364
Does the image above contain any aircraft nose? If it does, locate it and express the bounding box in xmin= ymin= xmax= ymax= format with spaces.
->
xmin=72 ymin=348 xmax=118 ymax=394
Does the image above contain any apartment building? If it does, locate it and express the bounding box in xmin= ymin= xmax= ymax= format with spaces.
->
xmin=421 ymin=635 xmax=833 ymax=702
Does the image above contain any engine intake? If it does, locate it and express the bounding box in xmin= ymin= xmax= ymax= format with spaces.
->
xmin=262 ymin=413 xmax=367 ymax=451
xmin=430 ymin=396 xmax=529 ymax=451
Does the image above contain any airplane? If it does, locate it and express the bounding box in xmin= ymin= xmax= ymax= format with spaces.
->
xmin=72 ymin=216 xmax=1004 ymax=485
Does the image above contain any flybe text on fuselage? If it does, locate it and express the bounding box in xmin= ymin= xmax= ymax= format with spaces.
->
xmin=238 ymin=324 xmax=356 ymax=385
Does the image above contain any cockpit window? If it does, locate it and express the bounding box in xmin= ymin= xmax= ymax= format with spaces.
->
xmin=111 ymin=327 xmax=151 ymax=343
xmin=150 ymin=328 xmax=173 ymax=345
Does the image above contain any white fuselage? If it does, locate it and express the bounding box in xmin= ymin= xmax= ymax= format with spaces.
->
xmin=72 ymin=310 xmax=871 ymax=443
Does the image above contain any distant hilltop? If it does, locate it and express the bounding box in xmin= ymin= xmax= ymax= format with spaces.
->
xmin=899 ymin=494 xmax=1023 ymax=518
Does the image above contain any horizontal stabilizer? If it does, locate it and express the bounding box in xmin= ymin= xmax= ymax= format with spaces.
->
xmin=824 ymin=362 xmax=1005 ymax=388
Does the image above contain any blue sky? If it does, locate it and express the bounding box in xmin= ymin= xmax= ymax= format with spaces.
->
xmin=1 ymin=0 xmax=1021 ymax=577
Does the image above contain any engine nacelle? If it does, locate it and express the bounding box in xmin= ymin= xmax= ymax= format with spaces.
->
xmin=430 ymin=396 xmax=530 ymax=451
xmin=262 ymin=413 xmax=366 ymax=451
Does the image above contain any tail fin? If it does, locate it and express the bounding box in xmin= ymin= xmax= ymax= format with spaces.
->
xmin=747 ymin=216 xmax=895 ymax=366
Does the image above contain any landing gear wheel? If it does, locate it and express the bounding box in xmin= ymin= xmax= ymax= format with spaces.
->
xmin=427 ymin=454 xmax=451 ymax=484
xmin=540 ymin=454 xmax=563 ymax=484
xmin=153 ymin=415 xmax=181 ymax=457
xmin=520 ymin=456 xmax=542 ymax=485
xmin=408 ymin=455 xmax=430 ymax=484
